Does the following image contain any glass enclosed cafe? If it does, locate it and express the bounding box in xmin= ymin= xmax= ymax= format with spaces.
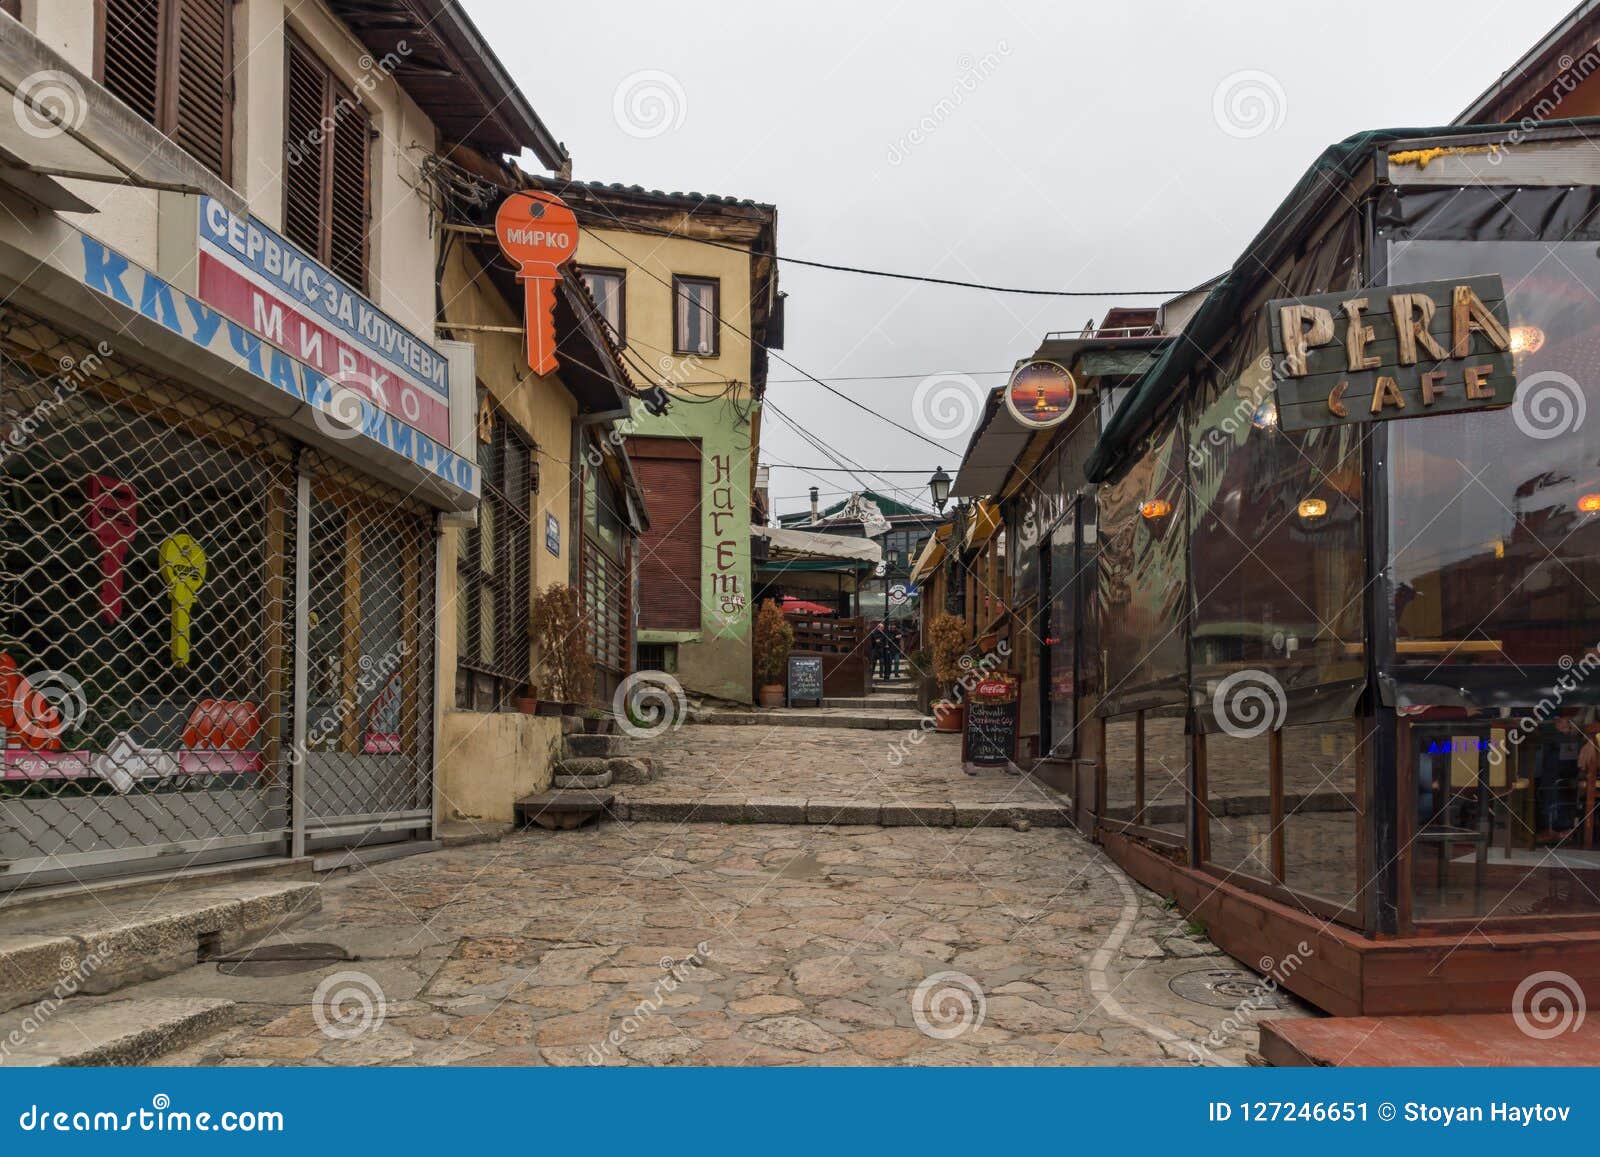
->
xmin=951 ymin=121 xmax=1600 ymax=1015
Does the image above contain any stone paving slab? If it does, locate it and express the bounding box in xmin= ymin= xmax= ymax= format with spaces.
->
xmin=143 ymin=822 xmax=1304 ymax=1068
xmin=614 ymin=723 xmax=1071 ymax=824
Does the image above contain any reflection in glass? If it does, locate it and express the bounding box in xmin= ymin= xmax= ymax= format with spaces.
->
xmin=1205 ymin=732 xmax=1274 ymax=883
xmin=1282 ymin=719 xmax=1361 ymax=914
xmin=1387 ymin=241 xmax=1600 ymax=670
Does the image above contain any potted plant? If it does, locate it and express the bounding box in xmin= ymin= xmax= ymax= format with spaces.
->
xmin=530 ymin=583 xmax=594 ymax=713
xmin=927 ymin=612 xmax=969 ymax=733
xmin=581 ymin=707 xmax=615 ymax=734
xmin=752 ymin=599 xmax=793 ymax=708
xmin=515 ymin=687 xmax=539 ymax=715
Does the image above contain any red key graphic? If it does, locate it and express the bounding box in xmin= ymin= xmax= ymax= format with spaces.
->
xmin=87 ymin=475 xmax=137 ymax=625
xmin=494 ymin=191 xmax=580 ymax=375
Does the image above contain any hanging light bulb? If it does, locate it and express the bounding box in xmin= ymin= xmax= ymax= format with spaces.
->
xmin=1578 ymin=493 xmax=1600 ymax=513
xmin=1509 ymin=325 xmax=1545 ymax=356
xmin=1140 ymin=498 xmax=1171 ymax=520
xmin=1297 ymin=497 xmax=1328 ymax=520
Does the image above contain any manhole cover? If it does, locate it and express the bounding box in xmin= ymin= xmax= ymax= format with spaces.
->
xmin=214 ymin=942 xmax=352 ymax=977
xmin=1168 ymin=966 xmax=1290 ymax=1010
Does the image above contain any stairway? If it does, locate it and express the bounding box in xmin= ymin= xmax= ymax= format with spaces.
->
xmin=514 ymin=722 xmax=654 ymax=830
xmin=0 ymin=860 xmax=321 ymax=1066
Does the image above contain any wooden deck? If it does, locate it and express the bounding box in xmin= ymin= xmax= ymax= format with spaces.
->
xmin=1101 ymin=830 xmax=1600 ymax=1017
xmin=1261 ymin=1013 xmax=1600 ymax=1066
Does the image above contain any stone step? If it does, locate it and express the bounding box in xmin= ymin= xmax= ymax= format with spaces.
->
xmin=608 ymin=756 xmax=653 ymax=785
xmin=693 ymin=709 xmax=928 ymax=730
xmin=0 ymin=996 xmax=237 ymax=1066
xmin=554 ymin=769 xmax=614 ymax=789
xmin=824 ymin=695 xmax=918 ymax=710
xmin=563 ymin=732 xmax=622 ymax=758
xmin=613 ymin=797 xmax=1072 ymax=829
xmin=515 ymin=789 xmax=616 ymax=831
xmin=0 ymin=878 xmax=322 ymax=1016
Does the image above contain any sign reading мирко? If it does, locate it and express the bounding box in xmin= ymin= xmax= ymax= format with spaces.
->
xmin=1268 ymin=275 xmax=1514 ymax=432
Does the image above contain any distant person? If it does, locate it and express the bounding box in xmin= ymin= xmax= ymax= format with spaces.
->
xmin=868 ymin=621 xmax=892 ymax=682
xmin=886 ymin=625 xmax=904 ymax=679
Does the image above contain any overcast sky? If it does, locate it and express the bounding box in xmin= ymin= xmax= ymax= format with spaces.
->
xmin=465 ymin=0 xmax=1576 ymax=519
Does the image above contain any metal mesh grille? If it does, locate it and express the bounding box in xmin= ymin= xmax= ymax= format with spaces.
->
xmin=301 ymin=455 xmax=435 ymax=834
xmin=0 ymin=309 xmax=295 ymax=884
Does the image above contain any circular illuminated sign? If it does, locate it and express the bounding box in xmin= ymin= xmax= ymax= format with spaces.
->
xmin=1004 ymin=360 xmax=1077 ymax=430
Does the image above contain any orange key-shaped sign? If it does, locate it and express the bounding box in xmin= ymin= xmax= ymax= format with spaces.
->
xmin=495 ymin=191 xmax=580 ymax=375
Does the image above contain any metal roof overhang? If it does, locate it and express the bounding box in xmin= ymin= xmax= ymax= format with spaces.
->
xmin=753 ymin=524 xmax=882 ymax=565
xmin=1084 ymin=118 xmax=1600 ymax=484
xmin=951 ymin=387 xmax=1028 ymax=499
xmin=907 ymin=527 xmax=949 ymax=585
xmin=0 ymin=17 xmax=245 ymax=214
xmin=952 ymin=335 xmax=1166 ymax=499
xmin=323 ymin=0 xmax=567 ymax=169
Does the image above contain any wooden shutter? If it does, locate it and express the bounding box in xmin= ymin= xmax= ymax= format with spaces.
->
xmin=172 ymin=0 xmax=232 ymax=181
xmin=282 ymin=38 xmax=326 ymax=262
xmin=327 ymin=96 xmax=369 ymax=292
xmin=629 ymin=439 xmax=702 ymax=632
xmin=283 ymin=35 xmax=368 ymax=292
xmin=99 ymin=0 xmax=163 ymax=126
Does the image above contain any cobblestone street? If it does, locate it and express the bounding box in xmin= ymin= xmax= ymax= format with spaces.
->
xmin=138 ymin=715 xmax=1307 ymax=1068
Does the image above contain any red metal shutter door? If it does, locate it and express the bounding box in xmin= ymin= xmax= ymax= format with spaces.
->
xmin=629 ymin=441 xmax=701 ymax=632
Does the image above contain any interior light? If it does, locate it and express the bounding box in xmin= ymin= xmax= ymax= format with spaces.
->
xmin=1297 ymin=497 xmax=1328 ymax=519
xmin=1579 ymin=493 xmax=1600 ymax=513
xmin=1251 ymin=398 xmax=1279 ymax=430
xmin=1140 ymin=498 xmax=1171 ymax=520
xmin=1509 ymin=325 xmax=1545 ymax=356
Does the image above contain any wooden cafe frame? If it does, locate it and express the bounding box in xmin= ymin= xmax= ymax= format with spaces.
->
xmin=958 ymin=122 xmax=1600 ymax=1016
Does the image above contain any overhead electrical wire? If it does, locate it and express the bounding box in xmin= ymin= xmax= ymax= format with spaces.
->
xmin=563 ymin=210 xmax=1187 ymax=297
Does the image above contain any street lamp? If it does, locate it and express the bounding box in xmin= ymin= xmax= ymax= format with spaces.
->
xmin=928 ymin=466 xmax=952 ymax=513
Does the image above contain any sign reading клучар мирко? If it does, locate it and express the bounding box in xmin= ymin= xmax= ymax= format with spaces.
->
xmin=1267 ymin=275 xmax=1515 ymax=432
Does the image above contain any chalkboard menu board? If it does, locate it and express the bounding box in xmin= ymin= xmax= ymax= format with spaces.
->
xmin=787 ymin=655 xmax=824 ymax=705
xmin=963 ymin=672 xmax=1020 ymax=767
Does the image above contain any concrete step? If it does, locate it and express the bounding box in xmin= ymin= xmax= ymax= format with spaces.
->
xmin=515 ymin=789 xmax=615 ymax=831
xmin=0 ymin=996 xmax=237 ymax=1066
xmin=824 ymin=695 xmax=918 ymax=710
xmin=693 ymin=709 xmax=928 ymax=730
xmin=0 ymin=878 xmax=322 ymax=1016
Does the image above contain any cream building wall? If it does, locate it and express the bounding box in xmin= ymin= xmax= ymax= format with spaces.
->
xmin=575 ymin=226 xmax=761 ymax=703
xmin=433 ymin=242 xmax=581 ymax=822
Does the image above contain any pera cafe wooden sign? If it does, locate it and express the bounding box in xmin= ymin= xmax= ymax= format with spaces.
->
xmin=1267 ymin=275 xmax=1514 ymax=432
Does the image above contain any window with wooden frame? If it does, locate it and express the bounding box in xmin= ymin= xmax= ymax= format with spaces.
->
xmin=455 ymin=399 xmax=533 ymax=711
xmin=1 ymin=1 xmax=20 ymax=19
xmin=672 ymin=275 xmax=720 ymax=357
xmin=283 ymin=34 xmax=370 ymax=292
xmin=96 ymin=0 xmax=235 ymax=182
xmin=580 ymin=267 xmax=626 ymax=344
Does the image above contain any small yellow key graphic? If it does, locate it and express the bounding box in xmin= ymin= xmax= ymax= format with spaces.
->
xmin=158 ymin=533 xmax=207 ymax=667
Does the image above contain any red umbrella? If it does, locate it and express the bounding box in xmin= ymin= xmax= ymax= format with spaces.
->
xmin=780 ymin=597 xmax=835 ymax=616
